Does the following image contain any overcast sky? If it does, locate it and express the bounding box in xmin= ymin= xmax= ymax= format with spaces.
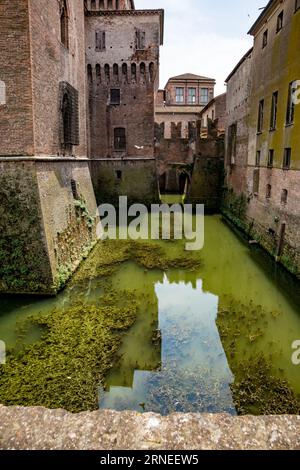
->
xmin=135 ymin=0 xmax=265 ymax=95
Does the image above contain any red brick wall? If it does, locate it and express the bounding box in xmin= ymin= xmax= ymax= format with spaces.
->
xmin=85 ymin=11 xmax=162 ymax=158
xmin=29 ymin=0 xmax=87 ymax=157
xmin=0 ymin=0 xmax=34 ymax=156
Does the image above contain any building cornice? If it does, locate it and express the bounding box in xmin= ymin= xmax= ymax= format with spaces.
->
xmin=248 ymin=0 xmax=280 ymax=36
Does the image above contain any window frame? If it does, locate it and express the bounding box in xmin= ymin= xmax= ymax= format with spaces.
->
xmin=257 ymin=99 xmax=264 ymax=133
xmin=187 ymin=87 xmax=197 ymax=104
xmin=110 ymin=88 xmax=121 ymax=105
xmin=276 ymin=11 xmax=284 ymax=32
xmin=270 ymin=91 xmax=278 ymax=130
xmin=283 ymin=147 xmax=291 ymax=170
xmin=175 ymin=87 xmax=184 ymax=104
xmin=200 ymin=88 xmax=209 ymax=105
xmin=114 ymin=127 xmax=126 ymax=151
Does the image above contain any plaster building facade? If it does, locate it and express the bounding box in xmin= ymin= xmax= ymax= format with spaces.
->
xmin=223 ymin=0 xmax=300 ymax=278
xmin=199 ymin=93 xmax=227 ymax=139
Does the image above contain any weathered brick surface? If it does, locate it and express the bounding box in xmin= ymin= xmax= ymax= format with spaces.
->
xmin=85 ymin=10 xmax=163 ymax=159
xmin=0 ymin=0 xmax=34 ymax=156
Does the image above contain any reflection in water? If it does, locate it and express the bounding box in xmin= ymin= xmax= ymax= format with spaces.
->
xmin=1 ymin=216 xmax=300 ymax=414
xmin=100 ymin=277 xmax=235 ymax=414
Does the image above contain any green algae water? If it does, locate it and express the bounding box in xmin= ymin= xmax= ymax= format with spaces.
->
xmin=1 ymin=215 xmax=300 ymax=415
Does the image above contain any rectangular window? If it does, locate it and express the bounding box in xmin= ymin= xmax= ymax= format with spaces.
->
xmin=114 ymin=127 xmax=126 ymax=150
xmin=266 ymin=184 xmax=272 ymax=199
xmin=175 ymin=87 xmax=184 ymax=103
xmin=262 ymin=30 xmax=268 ymax=48
xmin=95 ymin=31 xmax=105 ymax=51
xmin=253 ymin=169 xmax=260 ymax=195
xmin=277 ymin=11 xmax=284 ymax=32
xmin=257 ymin=99 xmax=264 ymax=132
xmin=268 ymin=149 xmax=274 ymax=167
xmin=60 ymin=81 xmax=79 ymax=146
xmin=283 ymin=148 xmax=291 ymax=169
xmin=256 ymin=150 xmax=261 ymax=167
xmin=71 ymin=179 xmax=79 ymax=200
xmin=200 ymin=88 xmax=209 ymax=105
xmin=286 ymin=81 xmax=296 ymax=125
xmin=135 ymin=29 xmax=146 ymax=50
xmin=281 ymin=189 xmax=288 ymax=204
xmin=270 ymin=91 xmax=278 ymax=130
xmin=110 ymin=89 xmax=120 ymax=105
xmin=228 ymin=123 xmax=237 ymax=165
xmin=188 ymin=88 xmax=197 ymax=104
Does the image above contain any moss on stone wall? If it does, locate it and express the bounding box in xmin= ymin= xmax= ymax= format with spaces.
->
xmin=0 ymin=165 xmax=54 ymax=294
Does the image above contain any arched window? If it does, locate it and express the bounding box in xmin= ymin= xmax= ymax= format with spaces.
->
xmin=140 ymin=62 xmax=146 ymax=76
xmin=96 ymin=64 xmax=101 ymax=84
xmin=113 ymin=64 xmax=119 ymax=80
xmin=0 ymin=80 xmax=6 ymax=105
xmin=60 ymin=0 xmax=69 ymax=49
xmin=114 ymin=127 xmax=126 ymax=150
xmin=149 ymin=62 xmax=155 ymax=81
xmin=104 ymin=64 xmax=110 ymax=82
xmin=87 ymin=64 xmax=93 ymax=84
xmin=131 ymin=63 xmax=136 ymax=82
xmin=122 ymin=63 xmax=128 ymax=81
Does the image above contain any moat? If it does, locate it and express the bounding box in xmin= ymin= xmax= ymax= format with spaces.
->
xmin=1 ymin=215 xmax=300 ymax=416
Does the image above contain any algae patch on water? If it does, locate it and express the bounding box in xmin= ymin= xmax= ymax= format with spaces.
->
xmin=71 ymin=239 xmax=202 ymax=284
xmin=0 ymin=291 xmax=138 ymax=413
xmin=217 ymin=297 xmax=300 ymax=415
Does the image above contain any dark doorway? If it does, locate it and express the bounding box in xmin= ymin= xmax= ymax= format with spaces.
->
xmin=179 ymin=173 xmax=188 ymax=195
xmin=159 ymin=173 xmax=166 ymax=193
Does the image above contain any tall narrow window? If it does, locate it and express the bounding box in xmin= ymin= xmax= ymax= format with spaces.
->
xmin=266 ymin=184 xmax=272 ymax=199
xmin=188 ymin=88 xmax=197 ymax=104
xmin=281 ymin=189 xmax=288 ymax=204
xmin=228 ymin=123 xmax=237 ymax=165
xmin=99 ymin=0 xmax=105 ymax=9
xmin=283 ymin=148 xmax=291 ymax=169
xmin=149 ymin=62 xmax=155 ymax=81
xmin=95 ymin=31 xmax=105 ymax=51
xmin=122 ymin=63 xmax=128 ymax=81
xmin=110 ymin=89 xmax=120 ymax=105
xmin=270 ymin=91 xmax=278 ymax=130
xmin=135 ymin=29 xmax=146 ymax=50
xmin=277 ymin=11 xmax=284 ymax=32
xmin=256 ymin=150 xmax=261 ymax=167
xmin=108 ymin=0 xmax=113 ymax=9
xmin=60 ymin=0 xmax=69 ymax=49
xmin=200 ymin=88 xmax=209 ymax=104
xmin=114 ymin=128 xmax=126 ymax=150
xmin=87 ymin=64 xmax=93 ymax=84
xmin=286 ymin=81 xmax=296 ymax=125
xmin=104 ymin=64 xmax=110 ymax=82
xmin=257 ymin=99 xmax=264 ymax=132
xmin=131 ymin=63 xmax=137 ymax=82
xmin=176 ymin=87 xmax=184 ymax=103
xmin=262 ymin=29 xmax=268 ymax=48
xmin=140 ymin=62 xmax=146 ymax=77
xmin=268 ymin=149 xmax=274 ymax=167
xmin=60 ymin=82 xmax=79 ymax=146
xmin=113 ymin=64 xmax=119 ymax=81
xmin=253 ymin=169 xmax=260 ymax=195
